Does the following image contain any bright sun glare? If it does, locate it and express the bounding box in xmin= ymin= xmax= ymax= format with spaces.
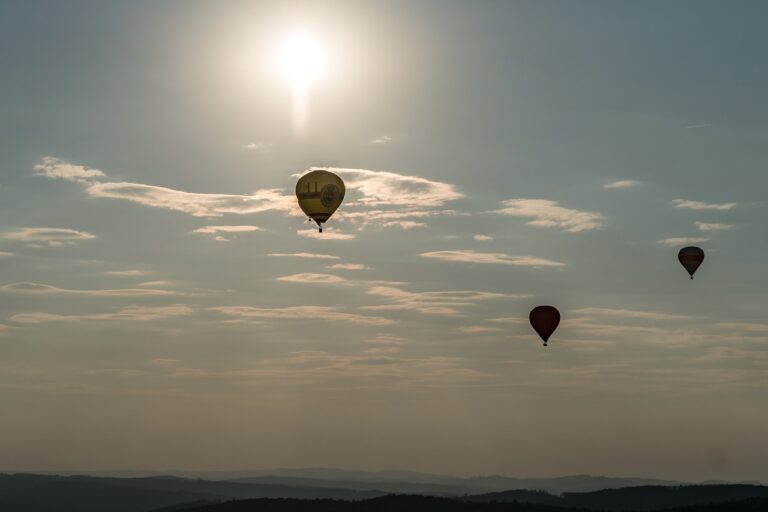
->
xmin=278 ymin=33 xmax=327 ymax=89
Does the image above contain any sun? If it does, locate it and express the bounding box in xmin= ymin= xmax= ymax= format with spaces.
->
xmin=278 ymin=32 xmax=327 ymax=90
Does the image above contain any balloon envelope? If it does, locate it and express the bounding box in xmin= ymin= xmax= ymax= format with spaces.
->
xmin=678 ymin=246 xmax=705 ymax=279
xmin=529 ymin=305 xmax=560 ymax=346
xmin=296 ymin=169 xmax=345 ymax=232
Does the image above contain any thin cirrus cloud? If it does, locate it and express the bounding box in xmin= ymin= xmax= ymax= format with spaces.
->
xmin=382 ymin=221 xmax=427 ymax=229
xmin=192 ymin=225 xmax=261 ymax=242
xmin=1 ymin=282 xmax=179 ymax=297
xmin=33 ymin=156 xmax=106 ymax=182
xmin=570 ymin=307 xmax=692 ymax=321
xmin=672 ymin=199 xmax=736 ymax=211
xmin=37 ymin=158 xmax=463 ymax=231
xmin=210 ymin=305 xmax=395 ymax=326
xmin=326 ymin=167 xmax=463 ymax=207
xmin=420 ymin=250 xmax=564 ymax=267
xmin=714 ymin=322 xmax=768 ymax=332
xmin=35 ymin=157 xmax=295 ymax=216
xmin=297 ymin=229 xmax=356 ymax=240
xmin=192 ymin=225 xmax=261 ymax=234
xmin=369 ymin=135 xmax=392 ymax=145
xmin=474 ymin=234 xmax=493 ymax=241
xmin=269 ymin=252 xmax=340 ymax=260
xmin=458 ymin=326 xmax=502 ymax=334
xmin=103 ymin=270 xmax=149 ymax=277
xmin=276 ymin=273 xmax=348 ymax=284
xmin=87 ymin=182 xmax=294 ymax=217
xmin=339 ymin=209 xmax=459 ymax=231
xmin=657 ymin=237 xmax=709 ymax=247
xmin=604 ymin=179 xmax=641 ymax=189
xmin=695 ymin=222 xmax=735 ymax=231
xmin=0 ymin=252 xmax=14 ymax=257
xmin=1 ymin=227 xmax=96 ymax=246
xmin=10 ymin=305 xmax=193 ymax=324
xmin=327 ymin=263 xmax=370 ymax=270
xmin=362 ymin=285 xmax=517 ymax=316
xmin=494 ymin=199 xmax=604 ymax=232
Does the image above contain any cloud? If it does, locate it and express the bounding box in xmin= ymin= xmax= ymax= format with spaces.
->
xmin=243 ymin=141 xmax=273 ymax=151
xmin=276 ymin=273 xmax=348 ymax=284
xmin=494 ymin=199 xmax=604 ymax=232
xmin=1 ymin=227 xmax=96 ymax=246
xmin=695 ymin=222 xmax=735 ymax=231
xmin=604 ymin=180 xmax=641 ymax=189
xmin=1 ymin=282 xmax=179 ymax=297
xmin=269 ymin=252 xmax=341 ymax=260
xmin=86 ymin=181 xmax=294 ymax=217
xmin=34 ymin=156 xmax=106 ymax=182
xmin=486 ymin=317 xmax=527 ymax=324
xmin=210 ymin=306 xmax=395 ymax=326
xmin=204 ymin=351 xmax=488 ymax=386
xmin=366 ymin=334 xmax=406 ymax=345
xmin=657 ymin=237 xmax=710 ymax=247
xmin=672 ymin=199 xmax=736 ymax=211
xmin=339 ymin=209 xmax=460 ymax=231
xmin=324 ymin=167 xmax=463 ymax=207
xmin=0 ymin=252 xmax=13 ymax=257
xmin=10 ymin=305 xmax=193 ymax=324
xmin=363 ymin=285 xmax=515 ymax=316
xmin=138 ymin=280 xmax=175 ymax=287
xmin=382 ymin=221 xmax=427 ymax=229
xmin=297 ymin=229 xmax=356 ymax=240
xmin=715 ymin=322 xmax=768 ymax=332
xmin=366 ymin=346 xmax=401 ymax=354
xmin=327 ymin=263 xmax=370 ymax=270
xmin=571 ymin=307 xmax=692 ymax=321
xmin=473 ymin=234 xmax=493 ymax=241
xmin=192 ymin=225 xmax=261 ymax=234
xmin=103 ymin=270 xmax=148 ymax=277
xmin=369 ymin=135 xmax=392 ymax=145
xmin=192 ymin=225 xmax=262 ymax=242
xmin=420 ymin=250 xmax=565 ymax=267
xmin=458 ymin=326 xmax=502 ymax=334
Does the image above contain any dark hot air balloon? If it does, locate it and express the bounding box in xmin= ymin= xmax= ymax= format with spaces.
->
xmin=296 ymin=169 xmax=345 ymax=233
xmin=678 ymin=246 xmax=705 ymax=279
xmin=529 ymin=305 xmax=560 ymax=347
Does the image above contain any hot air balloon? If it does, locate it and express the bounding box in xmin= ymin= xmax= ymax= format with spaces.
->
xmin=296 ymin=169 xmax=345 ymax=232
xmin=529 ymin=305 xmax=560 ymax=347
xmin=678 ymin=246 xmax=705 ymax=279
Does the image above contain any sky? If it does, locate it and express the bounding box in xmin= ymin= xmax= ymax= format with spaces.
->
xmin=1 ymin=0 xmax=767 ymax=481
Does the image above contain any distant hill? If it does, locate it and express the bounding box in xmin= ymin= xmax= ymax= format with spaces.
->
xmin=227 ymin=471 xmax=691 ymax=495
xmin=146 ymin=494 xmax=584 ymax=512
xmin=0 ymin=474 xmax=384 ymax=512
xmin=149 ymin=494 xmax=768 ymax=512
xmin=2 ymin=473 xmax=766 ymax=512
xmin=21 ymin=468 xmax=760 ymax=496
xmin=464 ymin=485 xmax=768 ymax=511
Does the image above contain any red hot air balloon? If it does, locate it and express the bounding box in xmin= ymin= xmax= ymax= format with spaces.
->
xmin=678 ymin=246 xmax=705 ymax=279
xmin=529 ymin=306 xmax=560 ymax=347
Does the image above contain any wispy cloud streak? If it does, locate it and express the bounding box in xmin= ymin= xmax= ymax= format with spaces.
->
xmin=494 ymin=199 xmax=603 ymax=232
xmin=420 ymin=250 xmax=564 ymax=267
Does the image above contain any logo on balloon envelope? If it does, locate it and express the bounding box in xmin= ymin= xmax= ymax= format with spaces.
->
xmin=320 ymin=184 xmax=340 ymax=208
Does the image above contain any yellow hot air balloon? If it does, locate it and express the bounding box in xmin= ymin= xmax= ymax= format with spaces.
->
xmin=295 ymin=169 xmax=345 ymax=232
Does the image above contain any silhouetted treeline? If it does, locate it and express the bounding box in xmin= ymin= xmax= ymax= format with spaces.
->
xmin=465 ymin=485 xmax=768 ymax=511
xmin=157 ymin=494 xmax=768 ymax=512
xmin=0 ymin=474 xmax=382 ymax=512
xmin=1 ymin=473 xmax=767 ymax=512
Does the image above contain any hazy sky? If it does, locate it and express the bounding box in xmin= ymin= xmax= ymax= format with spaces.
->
xmin=1 ymin=0 xmax=767 ymax=481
